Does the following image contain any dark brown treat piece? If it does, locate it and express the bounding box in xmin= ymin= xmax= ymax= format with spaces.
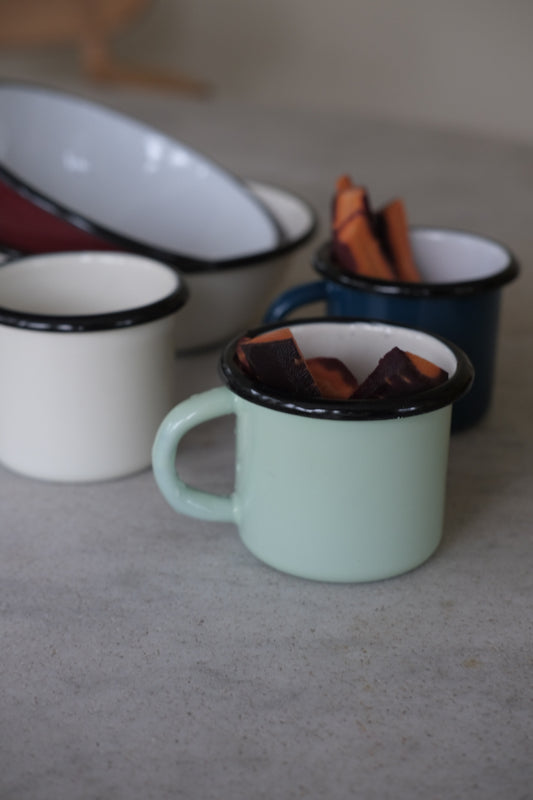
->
xmin=238 ymin=328 xmax=321 ymax=399
xmin=305 ymin=356 xmax=359 ymax=399
xmin=331 ymin=238 xmax=360 ymax=275
xmin=354 ymin=347 xmax=448 ymax=400
xmin=235 ymin=329 xmax=296 ymax=375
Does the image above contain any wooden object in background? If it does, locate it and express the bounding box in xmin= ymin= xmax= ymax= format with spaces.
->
xmin=0 ymin=0 xmax=209 ymax=95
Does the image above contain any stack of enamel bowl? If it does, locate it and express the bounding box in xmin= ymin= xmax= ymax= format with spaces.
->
xmin=0 ymin=82 xmax=316 ymax=351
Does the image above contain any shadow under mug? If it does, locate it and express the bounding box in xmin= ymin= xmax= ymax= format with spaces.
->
xmin=0 ymin=251 xmax=188 ymax=482
xmin=152 ymin=318 xmax=473 ymax=583
xmin=264 ymin=227 xmax=519 ymax=431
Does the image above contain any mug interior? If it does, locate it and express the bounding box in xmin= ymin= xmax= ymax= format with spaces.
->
xmin=411 ymin=228 xmax=512 ymax=283
xmin=314 ymin=227 xmax=519 ymax=296
xmin=0 ymin=252 xmax=186 ymax=329
xmin=221 ymin=318 xmax=473 ymax=420
xmin=292 ymin=319 xmax=458 ymax=383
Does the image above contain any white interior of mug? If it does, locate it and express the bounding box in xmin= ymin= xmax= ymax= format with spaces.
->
xmin=290 ymin=319 xmax=458 ymax=383
xmin=0 ymin=252 xmax=179 ymax=315
xmin=410 ymin=228 xmax=511 ymax=283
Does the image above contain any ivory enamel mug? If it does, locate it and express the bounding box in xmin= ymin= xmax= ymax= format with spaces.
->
xmin=0 ymin=251 xmax=188 ymax=481
xmin=152 ymin=319 xmax=473 ymax=582
xmin=265 ymin=228 xmax=519 ymax=430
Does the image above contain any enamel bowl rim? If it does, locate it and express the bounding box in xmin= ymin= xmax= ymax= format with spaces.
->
xmin=0 ymin=81 xmax=317 ymax=272
xmin=0 ymin=180 xmax=317 ymax=274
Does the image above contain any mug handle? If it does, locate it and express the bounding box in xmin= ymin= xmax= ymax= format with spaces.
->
xmin=263 ymin=280 xmax=327 ymax=322
xmin=152 ymin=385 xmax=237 ymax=523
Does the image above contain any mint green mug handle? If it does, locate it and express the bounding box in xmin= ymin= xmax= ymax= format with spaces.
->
xmin=152 ymin=385 xmax=237 ymax=523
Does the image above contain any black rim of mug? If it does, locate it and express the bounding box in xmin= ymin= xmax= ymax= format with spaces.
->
xmin=219 ymin=317 xmax=475 ymax=421
xmin=313 ymin=228 xmax=520 ymax=297
xmin=0 ymin=251 xmax=189 ymax=332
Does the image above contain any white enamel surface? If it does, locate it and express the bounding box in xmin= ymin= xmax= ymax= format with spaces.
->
xmin=0 ymin=252 xmax=184 ymax=482
xmin=0 ymin=251 xmax=180 ymax=315
xmin=0 ymin=319 xmax=178 ymax=482
xmin=251 ymin=181 xmax=312 ymax=241
xmin=174 ymin=181 xmax=315 ymax=351
xmin=410 ymin=228 xmax=511 ymax=283
xmin=175 ymin=260 xmax=285 ymax=351
xmin=0 ymin=86 xmax=279 ymax=260
xmin=291 ymin=320 xmax=458 ymax=383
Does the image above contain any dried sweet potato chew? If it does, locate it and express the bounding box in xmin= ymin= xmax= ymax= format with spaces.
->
xmin=337 ymin=214 xmax=396 ymax=281
xmin=405 ymin=351 xmax=447 ymax=381
xmin=305 ymin=357 xmax=359 ymax=399
xmin=236 ymin=328 xmax=296 ymax=372
xmin=333 ymin=184 xmax=368 ymax=233
xmin=378 ymin=199 xmax=421 ymax=282
xmin=248 ymin=328 xmax=295 ymax=344
xmin=332 ymin=175 xmax=396 ymax=281
xmin=238 ymin=329 xmax=321 ymax=399
xmin=336 ymin=174 xmax=353 ymax=194
xmin=354 ymin=347 xmax=448 ymax=400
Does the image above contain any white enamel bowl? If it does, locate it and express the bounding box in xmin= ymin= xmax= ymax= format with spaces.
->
xmin=173 ymin=180 xmax=317 ymax=351
xmin=0 ymin=82 xmax=281 ymax=263
xmin=0 ymin=181 xmax=317 ymax=353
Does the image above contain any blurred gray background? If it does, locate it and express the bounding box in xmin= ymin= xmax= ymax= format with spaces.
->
xmin=0 ymin=0 xmax=531 ymax=143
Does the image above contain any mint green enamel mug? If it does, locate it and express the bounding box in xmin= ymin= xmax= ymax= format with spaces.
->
xmin=152 ymin=319 xmax=473 ymax=582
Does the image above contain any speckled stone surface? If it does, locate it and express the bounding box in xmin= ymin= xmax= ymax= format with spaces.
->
xmin=1 ymin=88 xmax=532 ymax=800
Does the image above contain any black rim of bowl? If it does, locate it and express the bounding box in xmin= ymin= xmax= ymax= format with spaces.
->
xmin=0 ymin=251 xmax=189 ymax=332
xmin=0 ymin=244 xmax=20 ymax=262
xmin=0 ymin=81 xmax=317 ymax=273
xmin=219 ymin=317 xmax=474 ymax=420
xmin=313 ymin=227 xmax=520 ymax=297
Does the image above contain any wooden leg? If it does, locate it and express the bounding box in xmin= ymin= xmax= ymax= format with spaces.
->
xmin=84 ymin=54 xmax=211 ymax=96
xmin=78 ymin=2 xmax=210 ymax=97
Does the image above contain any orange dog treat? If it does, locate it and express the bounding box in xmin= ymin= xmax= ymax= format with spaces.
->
xmin=333 ymin=179 xmax=368 ymax=234
xmin=331 ymin=175 xmax=422 ymax=283
xmin=335 ymin=174 xmax=353 ymax=194
xmin=305 ymin=356 xmax=359 ymax=399
xmin=337 ymin=214 xmax=396 ymax=280
xmin=379 ymin=199 xmax=421 ymax=282
xmin=405 ymin=351 xmax=447 ymax=381
xmin=235 ymin=331 xmax=448 ymax=403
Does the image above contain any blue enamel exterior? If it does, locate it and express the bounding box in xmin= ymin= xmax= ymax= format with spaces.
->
xmin=325 ymin=280 xmax=500 ymax=430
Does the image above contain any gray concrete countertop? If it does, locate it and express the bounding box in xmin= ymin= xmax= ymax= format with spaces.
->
xmin=1 ymin=89 xmax=532 ymax=800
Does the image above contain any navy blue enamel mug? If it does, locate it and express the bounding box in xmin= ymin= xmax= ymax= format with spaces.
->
xmin=264 ymin=227 xmax=519 ymax=430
